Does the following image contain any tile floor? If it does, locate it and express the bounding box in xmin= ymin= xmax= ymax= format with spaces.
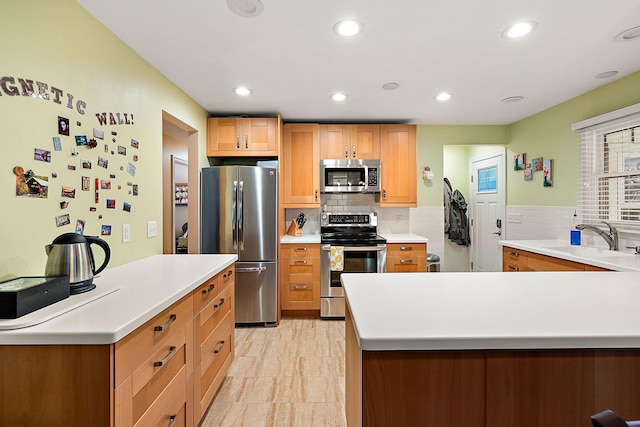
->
xmin=202 ymin=318 xmax=347 ymax=427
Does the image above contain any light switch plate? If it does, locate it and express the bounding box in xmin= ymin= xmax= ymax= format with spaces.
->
xmin=122 ymin=224 xmax=131 ymax=242
xmin=507 ymin=213 xmax=522 ymax=224
xmin=147 ymin=221 xmax=157 ymax=238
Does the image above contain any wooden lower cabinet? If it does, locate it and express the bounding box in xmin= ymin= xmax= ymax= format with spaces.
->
xmin=386 ymin=243 xmax=427 ymax=272
xmin=280 ymin=244 xmax=320 ymax=312
xmin=346 ymin=306 xmax=640 ymax=427
xmin=502 ymin=246 xmax=613 ymax=272
xmin=0 ymin=266 xmax=235 ymax=427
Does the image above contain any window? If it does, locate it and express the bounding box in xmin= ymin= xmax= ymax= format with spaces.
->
xmin=477 ymin=166 xmax=497 ymax=193
xmin=576 ymin=107 xmax=640 ymax=225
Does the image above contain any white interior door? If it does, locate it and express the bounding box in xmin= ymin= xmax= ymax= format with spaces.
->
xmin=469 ymin=150 xmax=505 ymax=272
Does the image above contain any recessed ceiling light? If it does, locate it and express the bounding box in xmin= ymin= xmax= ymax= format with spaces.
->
xmin=502 ymin=21 xmax=538 ymax=38
xmin=331 ymin=92 xmax=348 ymax=102
xmin=382 ymin=82 xmax=400 ymax=90
xmin=333 ymin=20 xmax=363 ymax=37
xmin=233 ymin=87 xmax=253 ymax=96
xmin=595 ymin=71 xmax=619 ymax=79
xmin=501 ymin=96 xmax=524 ymax=103
xmin=614 ymin=25 xmax=640 ymax=42
xmin=227 ymin=0 xmax=263 ymax=17
xmin=435 ymin=92 xmax=452 ymax=101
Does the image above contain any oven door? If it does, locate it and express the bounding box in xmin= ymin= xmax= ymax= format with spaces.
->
xmin=320 ymin=244 xmax=387 ymax=298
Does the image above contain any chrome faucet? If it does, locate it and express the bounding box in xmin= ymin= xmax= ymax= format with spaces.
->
xmin=575 ymin=221 xmax=619 ymax=251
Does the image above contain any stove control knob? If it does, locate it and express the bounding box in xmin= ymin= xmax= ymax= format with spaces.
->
xmin=321 ymin=213 xmax=327 ymax=220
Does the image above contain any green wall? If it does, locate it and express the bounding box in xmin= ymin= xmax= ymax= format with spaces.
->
xmin=417 ymin=70 xmax=640 ymax=207
xmin=0 ymin=0 xmax=208 ymax=279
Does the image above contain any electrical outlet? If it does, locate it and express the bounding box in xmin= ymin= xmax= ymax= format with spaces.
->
xmin=507 ymin=213 xmax=522 ymax=224
xmin=147 ymin=221 xmax=157 ymax=238
xmin=122 ymin=224 xmax=131 ymax=242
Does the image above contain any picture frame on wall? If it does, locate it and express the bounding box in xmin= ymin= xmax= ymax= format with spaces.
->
xmin=514 ymin=153 xmax=525 ymax=171
xmin=543 ymin=159 xmax=553 ymax=187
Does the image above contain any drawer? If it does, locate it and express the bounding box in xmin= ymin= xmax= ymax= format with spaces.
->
xmin=131 ymin=328 xmax=188 ymax=423
xmin=197 ymin=320 xmax=234 ymax=412
xmin=281 ymin=245 xmax=320 ymax=258
xmin=194 ymin=284 xmax=233 ymax=365
xmin=199 ymin=311 xmax=234 ymax=374
xmin=527 ymin=252 xmax=584 ymax=271
xmin=282 ymin=281 xmax=320 ymax=309
xmin=133 ymin=364 xmax=187 ymax=427
xmin=387 ymin=256 xmax=426 ymax=272
xmin=115 ymin=294 xmax=193 ymax=386
xmin=281 ymin=258 xmax=319 ymax=282
xmin=387 ymin=243 xmax=426 ymax=257
xmin=193 ymin=275 xmax=219 ymax=315
xmin=151 ymin=382 xmax=188 ymax=427
xmin=218 ymin=264 xmax=235 ymax=292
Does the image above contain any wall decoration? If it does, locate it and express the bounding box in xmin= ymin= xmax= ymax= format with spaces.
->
xmin=88 ymin=138 xmax=97 ymax=148
xmin=76 ymin=121 xmax=81 ymax=127
xmin=71 ymin=148 xmax=79 ymax=156
xmin=61 ymin=186 xmax=75 ymax=198
xmin=123 ymin=202 xmax=131 ymax=212
xmin=175 ymin=183 xmax=188 ymax=205
xmin=101 ymin=225 xmax=112 ymax=236
xmin=133 ymin=184 xmax=138 ymax=196
xmin=93 ymin=128 xmax=104 ymax=139
xmin=110 ymin=150 xmax=114 ymax=155
xmin=513 ymin=153 xmax=525 ymax=171
xmin=106 ymin=199 xmax=115 ymax=209
xmin=34 ymin=148 xmax=51 ymax=162
xmin=104 ymin=144 xmax=108 ymax=152
xmin=55 ymin=214 xmax=70 ymax=227
xmin=75 ymin=219 xmax=85 ymax=235
xmin=58 ymin=116 xmax=69 ymax=136
xmin=59 ymin=201 xmax=68 ymax=209
xmin=15 ymin=167 xmax=48 ymax=198
xmin=89 ymin=207 xmax=96 ymax=212
xmin=131 ymin=139 xmax=139 ymax=149
xmin=97 ymin=156 xmax=108 ymax=168
xmin=51 ymin=172 xmax=57 ymax=178
xmin=52 ymin=137 xmax=62 ymax=151
xmin=81 ymin=176 xmax=90 ymax=191
xmin=118 ymin=145 xmax=126 ymax=155
xmin=111 ymin=131 xmax=117 ymax=136
xmin=75 ymin=135 xmax=87 ymax=146
xmin=126 ymin=163 xmax=136 ymax=177
xmin=532 ymin=157 xmax=543 ymax=171
xmin=543 ymin=159 xmax=553 ymax=187
xmin=524 ymin=167 xmax=532 ymax=181
xmin=68 ymin=165 xmax=76 ymax=170
xmin=101 ymin=179 xmax=111 ymax=189
xmin=133 ymin=155 xmax=138 ymax=162
xmin=82 ymin=159 xmax=92 ymax=169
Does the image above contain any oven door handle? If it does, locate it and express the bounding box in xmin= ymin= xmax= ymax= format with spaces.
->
xmin=321 ymin=245 xmax=387 ymax=252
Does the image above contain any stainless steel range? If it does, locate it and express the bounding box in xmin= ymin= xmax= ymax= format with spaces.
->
xmin=320 ymin=212 xmax=387 ymax=318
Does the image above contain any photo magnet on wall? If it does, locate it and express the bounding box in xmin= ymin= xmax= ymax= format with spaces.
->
xmin=543 ymin=159 xmax=553 ymax=187
xmin=55 ymin=214 xmax=70 ymax=227
xmin=34 ymin=148 xmax=51 ymax=163
xmin=123 ymin=202 xmax=131 ymax=212
xmin=76 ymin=219 xmax=85 ymax=235
xmin=58 ymin=117 xmax=69 ymax=136
xmin=93 ymin=128 xmax=104 ymax=140
xmin=61 ymin=186 xmax=76 ymax=198
xmin=75 ymin=135 xmax=88 ymax=146
xmin=52 ymin=137 xmax=62 ymax=151
xmin=101 ymin=225 xmax=112 ymax=236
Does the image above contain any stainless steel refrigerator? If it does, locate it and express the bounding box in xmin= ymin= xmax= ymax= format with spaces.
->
xmin=201 ymin=165 xmax=278 ymax=326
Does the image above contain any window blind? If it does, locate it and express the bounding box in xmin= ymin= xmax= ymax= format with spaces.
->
xmin=578 ymin=113 xmax=640 ymax=225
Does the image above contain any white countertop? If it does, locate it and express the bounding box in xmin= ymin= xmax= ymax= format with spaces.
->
xmin=0 ymin=254 xmax=237 ymax=345
xmin=500 ymin=239 xmax=640 ymax=271
xmin=280 ymin=233 xmax=428 ymax=244
xmin=342 ymin=271 xmax=640 ymax=351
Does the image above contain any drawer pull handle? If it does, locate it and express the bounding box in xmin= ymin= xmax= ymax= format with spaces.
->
xmin=294 ymin=260 xmax=307 ymax=265
xmin=202 ymin=284 xmax=215 ymax=295
xmin=154 ymin=345 xmax=177 ymax=367
xmin=214 ymin=340 xmax=226 ymax=354
xmin=154 ymin=314 xmax=177 ymax=332
xmin=400 ymin=259 xmax=414 ymax=264
xmin=214 ymin=298 xmax=225 ymax=309
xmin=168 ymin=414 xmax=177 ymax=427
xmin=295 ymin=247 xmax=307 ymax=251
xmin=507 ymin=251 xmax=519 ymax=257
xmin=223 ymin=269 xmax=233 ymax=278
xmin=294 ymin=284 xmax=308 ymax=290
xmin=508 ymin=265 xmax=519 ymax=271
xmin=400 ymin=246 xmax=412 ymax=251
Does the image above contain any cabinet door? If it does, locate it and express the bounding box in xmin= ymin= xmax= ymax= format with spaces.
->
xmin=380 ymin=125 xmax=417 ymax=207
xmin=283 ymin=124 xmax=320 ymax=206
xmin=207 ymin=118 xmax=242 ymax=155
xmin=351 ymin=124 xmax=380 ymax=159
xmin=243 ymin=117 xmax=277 ymax=154
xmin=320 ymin=124 xmax=351 ymax=159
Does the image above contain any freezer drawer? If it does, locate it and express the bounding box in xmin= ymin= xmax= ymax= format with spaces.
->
xmin=234 ymin=261 xmax=277 ymax=326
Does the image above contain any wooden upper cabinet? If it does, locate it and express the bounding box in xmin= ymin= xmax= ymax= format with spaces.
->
xmin=380 ymin=124 xmax=417 ymax=207
xmin=320 ymin=124 xmax=380 ymax=159
xmin=283 ymin=124 xmax=320 ymax=206
xmin=207 ymin=117 xmax=277 ymax=156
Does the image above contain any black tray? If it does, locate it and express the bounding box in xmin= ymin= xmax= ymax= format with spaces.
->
xmin=0 ymin=276 xmax=70 ymax=319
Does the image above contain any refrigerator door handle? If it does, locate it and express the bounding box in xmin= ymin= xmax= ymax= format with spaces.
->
xmin=236 ymin=266 xmax=267 ymax=273
xmin=238 ymin=180 xmax=244 ymax=251
xmin=232 ymin=180 xmax=238 ymax=250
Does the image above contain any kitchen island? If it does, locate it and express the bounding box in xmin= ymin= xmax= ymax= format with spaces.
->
xmin=0 ymin=254 xmax=237 ymax=427
xmin=343 ymin=271 xmax=640 ymax=427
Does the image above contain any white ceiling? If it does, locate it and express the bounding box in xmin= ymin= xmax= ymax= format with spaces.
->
xmin=77 ymin=0 xmax=640 ymax=125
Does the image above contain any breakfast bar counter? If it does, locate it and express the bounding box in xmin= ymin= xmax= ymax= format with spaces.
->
xmin=342 ymin=271 xmax=640 ymax=427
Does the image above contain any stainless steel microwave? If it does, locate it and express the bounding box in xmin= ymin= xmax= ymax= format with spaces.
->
xmin=320 ymin=159 xmax=381 ymax=193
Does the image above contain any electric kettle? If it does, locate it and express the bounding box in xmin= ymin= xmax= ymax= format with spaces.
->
xmin=45 ymin=232 xmax=111 ymax=294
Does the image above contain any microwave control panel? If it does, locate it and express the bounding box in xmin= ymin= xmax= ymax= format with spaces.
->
xmin=367 ymin=168 xmax=378 ymax=186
